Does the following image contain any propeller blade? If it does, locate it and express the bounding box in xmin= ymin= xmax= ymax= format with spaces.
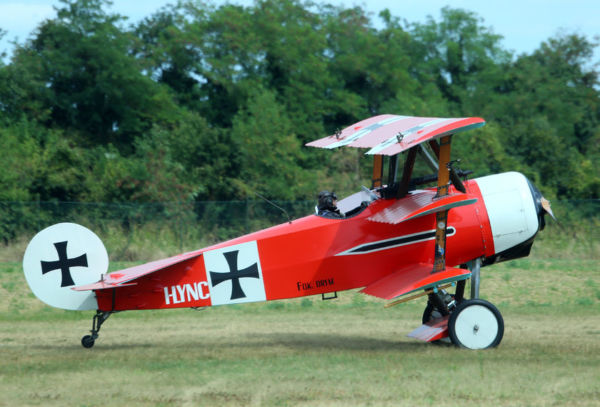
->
xmin=541 ymin=197 xmax=556 ymax=221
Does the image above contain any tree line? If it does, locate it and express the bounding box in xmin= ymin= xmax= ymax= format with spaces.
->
xmin=0 ymin=0 xmax=598 ymax=211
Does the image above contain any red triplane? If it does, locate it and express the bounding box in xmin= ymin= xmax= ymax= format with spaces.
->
xmin=23 ymin=114 xmax=554 ymax=349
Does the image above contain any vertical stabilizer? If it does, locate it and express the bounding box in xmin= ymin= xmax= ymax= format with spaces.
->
xmin=23 ymin=223 xmax=109 ymax=310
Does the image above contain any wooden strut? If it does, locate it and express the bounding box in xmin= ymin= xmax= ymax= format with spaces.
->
xmin=433 ymin=135 xmax=452 ymax=273
xmin=435 ymin=135 xmax=452 ymax=198
xmin=384 ymin=283 xmax=453 ymax=308
xmin=372 ymin=155 xmax=383 ymax=188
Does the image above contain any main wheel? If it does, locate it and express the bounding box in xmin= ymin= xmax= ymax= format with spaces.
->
xmin=448 ymin=299 xmax=504 ymax=349
xmin=81 ymin=335 xmax=95 ymax=348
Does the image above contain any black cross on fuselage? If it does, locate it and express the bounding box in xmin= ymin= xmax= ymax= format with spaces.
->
xmin=209 ymin=250 xmax=259 ymax=300
xmin=41 ymin=241 xmax=88 ymax=287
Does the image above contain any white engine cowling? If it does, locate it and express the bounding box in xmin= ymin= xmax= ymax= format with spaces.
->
xmin=475 ymin=172 xmax=541 ymax=262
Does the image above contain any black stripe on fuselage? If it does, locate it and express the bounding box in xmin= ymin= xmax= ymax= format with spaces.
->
xmin=337 ymin=227 xmax=456 ymax=256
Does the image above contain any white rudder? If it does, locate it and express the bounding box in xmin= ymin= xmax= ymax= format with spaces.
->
xmin=23 ymin=223 xmax=109 ymax=310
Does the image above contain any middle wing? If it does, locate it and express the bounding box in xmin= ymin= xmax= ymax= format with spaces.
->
xmin=367 ymin=191 xmax=478 ymax=225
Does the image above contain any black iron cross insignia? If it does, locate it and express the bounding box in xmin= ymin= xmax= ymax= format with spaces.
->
xmin=41 ymin=241 xmax=88 ymax=287
xmin=209 ymin=250 xmax=259 ymax=300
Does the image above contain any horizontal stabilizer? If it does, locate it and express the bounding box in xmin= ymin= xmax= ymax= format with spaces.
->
xmin=361 ymin=263 xmax=470 ymax=299
xmin=407 ymin=316 xmax=449 ymax=342
xmin=367 ymin=191 xmax=477 ymax=225
xmin=72 ymin=250 xmax=202 ymax=291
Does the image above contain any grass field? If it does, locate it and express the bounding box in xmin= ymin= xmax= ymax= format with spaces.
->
xmin=1 ymin=230 xmax=599 ymax=406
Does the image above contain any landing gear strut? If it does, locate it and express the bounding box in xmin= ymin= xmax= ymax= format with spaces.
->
xmin=422 ymin=279 xmax=465 ymax=324
xmin=81 ymin=310 xmax=112 ymax=348
xmin=468 ymin=258 xmax=481 ymax=299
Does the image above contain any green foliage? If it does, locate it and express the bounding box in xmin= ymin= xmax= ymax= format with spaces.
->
xmin=6 ymin=0 xmax=179 ymax=150
xmin=407 ymin=7 xmax=511 ymax=112
xmin=452 ymin=121 xmax=523 ymax=177
xmin=232 ymin=88 xmax=316 ymax=199
xmin=0 ymin=121 xmax=39 ymax=202
xmin=0 ymin=0 xmax=598 ymax=226
xmin=82 ymin=132 xmax=197 ymax=203
xmin=484 ymin=33 xmax=600 ymax=198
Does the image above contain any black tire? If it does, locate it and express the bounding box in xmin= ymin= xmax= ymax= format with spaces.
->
xmin=81 ymin=335 xmax=95 ymax=348
xmin=422 ymin=293 xmax=455 ymax=324
xmin=448 ymin=299 xmax=504 ymax=349
xmin=422 ymin=302 xmax=442 ymax=324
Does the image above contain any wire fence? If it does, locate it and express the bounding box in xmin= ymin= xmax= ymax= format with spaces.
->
xmin=0 ymin=200 xmax=316 ymax=258
xmin=0 ymin=199 xmax=598 ymax=261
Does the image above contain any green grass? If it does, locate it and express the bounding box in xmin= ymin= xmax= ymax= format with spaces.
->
xmin=1 ymin=304 xmax=599 ymax=406
xmin=1 ymin=228 xmax=599 ymax=406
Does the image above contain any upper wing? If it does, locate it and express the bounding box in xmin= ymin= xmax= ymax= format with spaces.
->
xmin=306 ymin=115 xmax=485 ymax=156
xmin=72 ymin=250 xmax=203 ymax=291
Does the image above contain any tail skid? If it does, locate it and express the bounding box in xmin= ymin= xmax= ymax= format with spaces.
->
xmin=81 ymin=310 xmax=113 ymax=348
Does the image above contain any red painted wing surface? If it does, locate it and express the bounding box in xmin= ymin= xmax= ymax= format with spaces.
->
xmin=367 ymin=191 xmax=478 ymax=224
xmin=306 ymin=115 xmax=485 ymax=155
xmin=361 ymin=263 xmax=471 ymax=299
xmin=72 ymin=250 xmax=202 ymax=291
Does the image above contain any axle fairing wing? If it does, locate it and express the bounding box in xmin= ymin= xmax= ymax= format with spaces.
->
xmin=306 ymin=115 xmax=485 ymax=155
